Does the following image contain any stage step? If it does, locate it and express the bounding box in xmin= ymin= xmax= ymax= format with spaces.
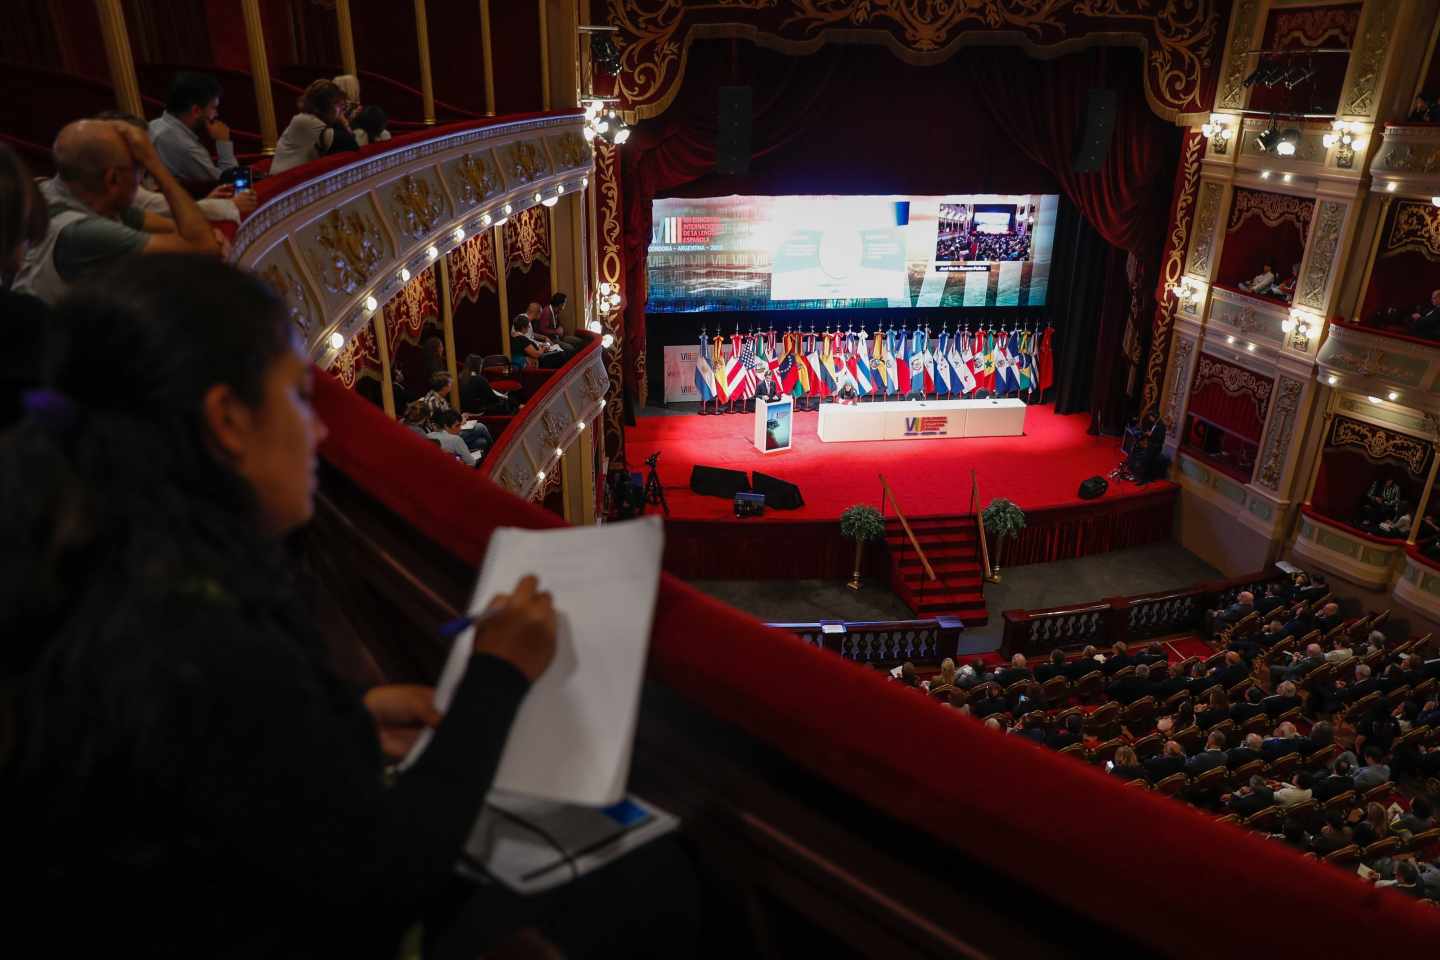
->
xmin=884 ymin=514 xmax=989 ymax=626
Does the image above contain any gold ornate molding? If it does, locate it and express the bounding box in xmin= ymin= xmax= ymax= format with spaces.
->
xmin=1228 ymin=187 xmax=1314 ymax=236
xmin=1339 ymin=0 xmax=1398 ymax=118
xmin=1193 ymin=352 xmax=1273 ymax=421
xmin=1216 ymin=0 xmax=1261 ymax=111
xmin=594 ymin=139 xmax=626 ymax=465
xmin=1331 ymin=416 xmax=1432 ymax=475
xmin=1385 ymin=201 xmax=1440 ymax=262
xmin=260 ymin=259 xmax=317 ymax=341
xmin=1256 ymin=375 xmax=1303 ymax=491
xmin=390 ymin=173 xmax=447 ymax=241
xmin=1186 ymin=180 xmax=1224 ymax=277
xmin=1297 ymin=200 xmax=1346 ymax=312
xmin=452 ymin=150 xmax=502 ymax=208
xmin=504 ymin=139 xmax=552 ymax=185
xmin=1165 ymin=334 xmax=1197 ymax=433
xmin=550 ymin=131 xmax=592 ymax=170
xmin=306 ymin=207 xmax=387 ymax=297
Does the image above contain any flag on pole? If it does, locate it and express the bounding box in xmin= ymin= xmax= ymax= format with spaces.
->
xmin=951 ymin=332 xmax=976 ymax=394
xmin=907 ymin=329 xmax=926 ymax=395
xmin=805 ymin=333 xmax=828 ymax=397
xmin=1013 ymin=330 xmax=1032 ymax=393
xmin=736 ymin=336 xmax=758 ymax=399
xmin=827 ymin=331 xmax=849 ymax=391
xmin=711 ymin=336 xmax=731 ymax=403
xmin=694 ymin=332 xmax=716 ymax=402
xmin=934 ymin=331 xmax=953 ymax=396
xmin=920 ymin=330 xmax=936 ymax=396
xmin=851 ymin=332 xmax=875 ymax=396
xmin=974 ymin=329 xmax=994 ymax=394
xmin=992 ymin=332 xmax=1012 ymax=394
xmin=723 ymin=336 xmax=747 ymax=399
xmin=871 ymin=331 xmax=888 ymax=394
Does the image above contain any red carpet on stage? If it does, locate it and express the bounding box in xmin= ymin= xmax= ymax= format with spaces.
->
xmin=627 ymin=403 xmax=1158 ymax=520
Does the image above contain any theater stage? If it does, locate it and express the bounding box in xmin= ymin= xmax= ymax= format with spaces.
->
xmin=625 ymin=403 xmax=1179 ymax=599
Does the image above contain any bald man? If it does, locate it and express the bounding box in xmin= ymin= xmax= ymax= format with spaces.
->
xmin=14 ymin=119 xmax=218 ymax=303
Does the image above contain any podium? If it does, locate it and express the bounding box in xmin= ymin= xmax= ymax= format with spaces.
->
xmin=754 ymin=396 xmax=794 ymax=453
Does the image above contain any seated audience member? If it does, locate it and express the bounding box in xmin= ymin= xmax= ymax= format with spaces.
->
xmin=1313 ymin=602 xmax=1342 ymax=635
xmin=1261 ymin=722 xmax=1303 ymax=763
xmin=1411 ymin=289 xmax=1440 ymax=340
xmin=1212 ymin=651 xmax=1250 ymax=690
xmin=1270 ymin=643 xmax=1326 ymax=686
xmin=1353 ymin=746 xmax=1392 ymax=790
xmin=897 ymin=662 xmax=920 ymax=689
xmin=954 ymin=663 xmax=981 ymax=690
xmin=333 ymin=73 xmax=363 ymax=121
xmin=1300 ymin=721 xmax=1334 ymax=757
xmin=1194 ymin=687 xmax=1231 ymax=729
xmin=1254 ymin=584 xmax=1286 ymax=617
xmin=1385 ymin=861 xmax=1427 ymax=899
xmin=1271 ymin=263 xmax=1298 ymax=301
xmin=1063 ymin=646 xmax=1102 ymax=681
xmin=930 ymin=658 xmax=957 ymax=698
xmin=97 ymin=112 xmax=256 ymax=221
xmin=1110 ymin=745 xmax=1147 ymax=781
xmin=1144 ymin=741 xmax=1187 ymax=782
xmin=1108 ymin=663 xmax=1153 ymax=705
xmin=1238 ymin=263 xmax=1276 ymax=295
xmin=1360 ymin=477 xmax=1403 ymax=529
xmin=1262 ymin=680 xmax=1302 ymax=719
xmin=512 ymin=314 xmax=567 ymax=370
xmin=14 ymin=120 xmax=219 ymax=304
xmin=1395 ymin=797 xmax=1435 ymax=835
xmin=1224 ymin=776 xmax=1275 ymax=817
xmin=1186 ymin=731 xmax=1230 ymax=775
xmin=1272 ymin=771 xmax=1314 ymax=806
xmin=3 ymin=257 xmax=695 ymax=955
xmin=983 ymin=717 xmax=1004 ymax=732
xmin=270 ymin=80 xmax=358 ymax=175
xmin=1101 ymin=641 xmax=1134 ymax=676
xmin=1278 ymin=820 xmax=1310 ymax=851
xmin=1230 ymin=687 xmax=1267 ymax=724
xmin=427 ymin=409 xmax=485 ymax=467
xmin=996 ymin=653 xmax=1034 ymax=687
xmin=1409 ymin=94 xmax=1433 ymax=121
xmin=1312 ymin=759 xmax=1356 ymax=802
xmin=1046 ymin=713 xmax=1084 ymax=751
xmin=353 ymin=106 xmax=391 ymax=147
xmin=1378 ymin=504 xmax=1413 ymax=539
xmin=420 ymin=371 xmax=457 ymax=427
xmin=1228 ymin=733 xmax=1265 ymax=768
xmin=1153 ymin=663 xmax=1189 ymax=701
xmin=0 ymin=143 xmax=51 ymax=429
xmin=147 ymin=72 xmax=237 ymax=186
xmin=400 ymin=399 xmax=430 ymax=437
xmin=1325 ymin=635 xmax=1354 ymax=663
xmin=1034 ymin=649 xmax=1068 ymax=683
xmin=1211 ymin=591 xmax=1254 ymax=633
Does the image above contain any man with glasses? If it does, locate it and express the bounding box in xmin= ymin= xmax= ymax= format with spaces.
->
xmin=14 ymin=119 xmax=220 ymax=303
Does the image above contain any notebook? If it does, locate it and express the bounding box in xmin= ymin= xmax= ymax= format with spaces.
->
xmin=407 ymin=516 xmax=665 ymax=806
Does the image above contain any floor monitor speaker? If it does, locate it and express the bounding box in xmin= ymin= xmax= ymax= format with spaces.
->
xmin=689 ymin=464 xmax=750 ymax=499
xmin=751 ymin=471 xmax=805 ymax=510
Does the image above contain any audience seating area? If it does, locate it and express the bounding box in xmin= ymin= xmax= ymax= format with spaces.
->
xmin=897 ymin=569 xmax=1440 ymax=899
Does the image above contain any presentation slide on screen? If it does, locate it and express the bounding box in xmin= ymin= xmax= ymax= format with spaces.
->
xmin=646 ymin=193 xmax=1058 ymax=313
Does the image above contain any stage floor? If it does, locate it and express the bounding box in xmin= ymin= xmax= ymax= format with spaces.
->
xmin=625 ymin=402 xmax=1168 ymax=521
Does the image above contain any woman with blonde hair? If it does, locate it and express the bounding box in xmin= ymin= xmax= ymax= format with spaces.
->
xmin=331 ymin=74 xmax=391 ymax=146
xmin=929 ymin=658 xmax=957 ymax=699
xmin=1111 ymin=745 xmax=1147 ymax=781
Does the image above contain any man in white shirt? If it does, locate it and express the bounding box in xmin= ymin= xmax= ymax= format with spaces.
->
xmin=147 ymin=72 xmax=237 ymax=185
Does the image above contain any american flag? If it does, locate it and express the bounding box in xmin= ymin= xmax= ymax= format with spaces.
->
xmin=735 ymin=339 xmax=758 ymax=399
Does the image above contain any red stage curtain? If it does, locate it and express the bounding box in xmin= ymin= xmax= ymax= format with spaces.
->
xmin=621 ymin=42 xmax=1177 ymax=427
xmin=1186 ymin=353 xmax=1273 ymax=442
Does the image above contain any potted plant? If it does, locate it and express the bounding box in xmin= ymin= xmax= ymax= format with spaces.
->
xmin=839 ymin=504 xmax=886 ymax=590
xmin=981 ymin=498 xmax=1026 ymax=582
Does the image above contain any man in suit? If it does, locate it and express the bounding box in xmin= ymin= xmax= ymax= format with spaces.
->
xmin=1046 ymin=713 xmax=1083 ymax=751
xmin=1313 ymin=602 xmax=1343 ymax=636
xmin=1033 ymin=649 xmax=1068 ymax=683
xmin=1101 ymin=642 xmax=1135 ymax=676
xmin=1311 ymin=759 xmax=1356 ymax=802
xmin=1295 ymin=720 xmax=1333 ymax=758
xmin=1063 ymin=646 xmax=1103 ymax=681
xmin=1224 ymin=775 xmax=1276 ymax=817
xmin=1230 ymin=686 xmax=1267 ymax=724
xmin=1231 ymin=619 xmax=1277 ymax=661
xmin=1108 ymin=663 xmax=1154 ymax=705
xmin=1395 ymin=797 xmax=1434 ymax=835
xmin=1210 ymin=591 xmax=1255 ymax=634
xmin=1254 ymin=584 xmax=1287 ymax=617
xmin=1228 ymin=732 xmax=1265 ymax=768
xmin=1278 ymin=604 xmax=1313 ymax=640
xmin=1262 ymin=722 xmax=1302 ymax=763
xmin=1144 ymin=741 xmax=1187 ymax=782
xmin=1211 ymin=651 xmax=1250 ymax=690
xmin=1377 ymin=663 xmax=1409 ymax=695
xmin=1262 ymin=681 xmax=1302 ymax=718
xmin=1152 ymin=663 xmax=1189 ymax=701
xmin=995 ymin=653 xmax=1034 ymax=688
xmin=1269 ymin=643 xmax=1325 ymax=686
xmin=1186 ymin=731 xmax=1230 ymax=775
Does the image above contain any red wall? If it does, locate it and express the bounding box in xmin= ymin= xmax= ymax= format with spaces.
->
xmin=489 ymin=0 xmax=544 ymax=114
xmin=349 ymin=0 xmax=420 ymax=90
xmin=427 ymin=0 xmax=489 ymax=114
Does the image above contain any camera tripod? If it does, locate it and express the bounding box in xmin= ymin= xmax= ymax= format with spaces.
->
xmin=643 ymin=451 xmax=668 ymax=515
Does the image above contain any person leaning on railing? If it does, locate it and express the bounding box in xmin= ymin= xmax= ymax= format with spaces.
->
xmin=270 ymin=79 xmax=360 ymax=175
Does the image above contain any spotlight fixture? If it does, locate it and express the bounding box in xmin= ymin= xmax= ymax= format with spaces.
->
xmin=1255 ymin=119 xmax=1281 ymax=153
xmin=581 ymin=98 xmax=632 ymax=147
xmin=1275 ymin=128 xmax=1301 ymax=156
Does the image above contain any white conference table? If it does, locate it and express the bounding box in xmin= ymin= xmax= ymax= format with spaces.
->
xmin=816 ymin=397 xmax=1027 ymax=442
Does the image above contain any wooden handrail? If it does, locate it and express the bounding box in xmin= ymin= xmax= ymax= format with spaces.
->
xmin=878 ymin=474 xmax=936 ymax=581
xmin=971 ymin=470 xmax=995 ymax=582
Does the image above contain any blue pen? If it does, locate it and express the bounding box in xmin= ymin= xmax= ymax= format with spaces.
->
xmin=438 ymin=616 xmax=473 ymax=640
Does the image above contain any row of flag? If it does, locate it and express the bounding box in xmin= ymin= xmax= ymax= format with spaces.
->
xmin=692 ymin=327 xmax=1054 ymax=404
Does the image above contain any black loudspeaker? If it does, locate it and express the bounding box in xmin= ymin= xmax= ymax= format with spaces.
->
xmin=1072 ymin=88 xmax=1117 ymax=173
xmin=689 ymin=464 xmax=750 ymax=499
xmin=1078 ymin=476 xmax=1109 ymax=500
xmin=751 ymin=471 xmax=805 ymax=510
xmin=716 ymin=86 xmax=753 ymax=175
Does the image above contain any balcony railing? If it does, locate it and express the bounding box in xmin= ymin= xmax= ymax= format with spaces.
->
xmin=1315 ymin=317 xmax=1440 ymax=409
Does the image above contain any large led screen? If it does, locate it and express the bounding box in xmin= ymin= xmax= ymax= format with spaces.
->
xmin=646 ymin=193 xmax=1058 ymax=312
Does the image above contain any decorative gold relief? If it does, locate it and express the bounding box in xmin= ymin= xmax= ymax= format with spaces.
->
xmin=391 ymin=174 xmax=445 ymax=241
xmin=1186 ymin=181 xmax=1223 ymax=277
xmin=306 ymin=208 xmax=385 ymax=297
xmin=454 ymin=151 xmax=499 ymax=207
xmin=1331 ymin=417 xmax=1431 ymax=475
xmin=1386 ymin=201 xmax=1440 ymax=261
xmin=1298 ymin=200 xmax=1345 ymax=311
xmin=1165 ymin=335 xmax=1196 ymax=433
xmin=582 ymin=367 xmax=607 ymax=405
xmin=552 ymin=131 xmax=591 ymax=170
xmin=1216 ymin=0 xmax=1261 ymax=111
xmin=1193 ymin=353 xmax=1273 ymax=420
xmin=498 ymin=464 xmax=528 ymax=496
xmin=1272 ymin=7 xmax=1360 ymax=49
xmin=1256 ymin=376 xmax=1303 ymax=491
xmin=1228 ymin=188 xmax=1314 ymax=234
xmin=1222 ymin=303 xmax=1261 ymax=335
xmin=260 ymin=261 xmax=314 ymax=337
xmin=505 ymin=139 xmax=551 ymax=185
xmin=539 ymin=409 xmax=568 ymax=452
xmin=1340 ymin=0 xmax=1399 ymax=117
xmin=594 ymin=140 xmax=626 ymax=466
xmin=1373 ymin=142 xmax=1440 ymax=175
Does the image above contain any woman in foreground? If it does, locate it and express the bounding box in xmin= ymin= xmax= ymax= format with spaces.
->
xmin=0 ymin=256 xmax=692 ymax=957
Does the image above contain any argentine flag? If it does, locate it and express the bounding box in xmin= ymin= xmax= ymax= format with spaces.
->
xmin=694 ymin=333 xmax=716 ymax=401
